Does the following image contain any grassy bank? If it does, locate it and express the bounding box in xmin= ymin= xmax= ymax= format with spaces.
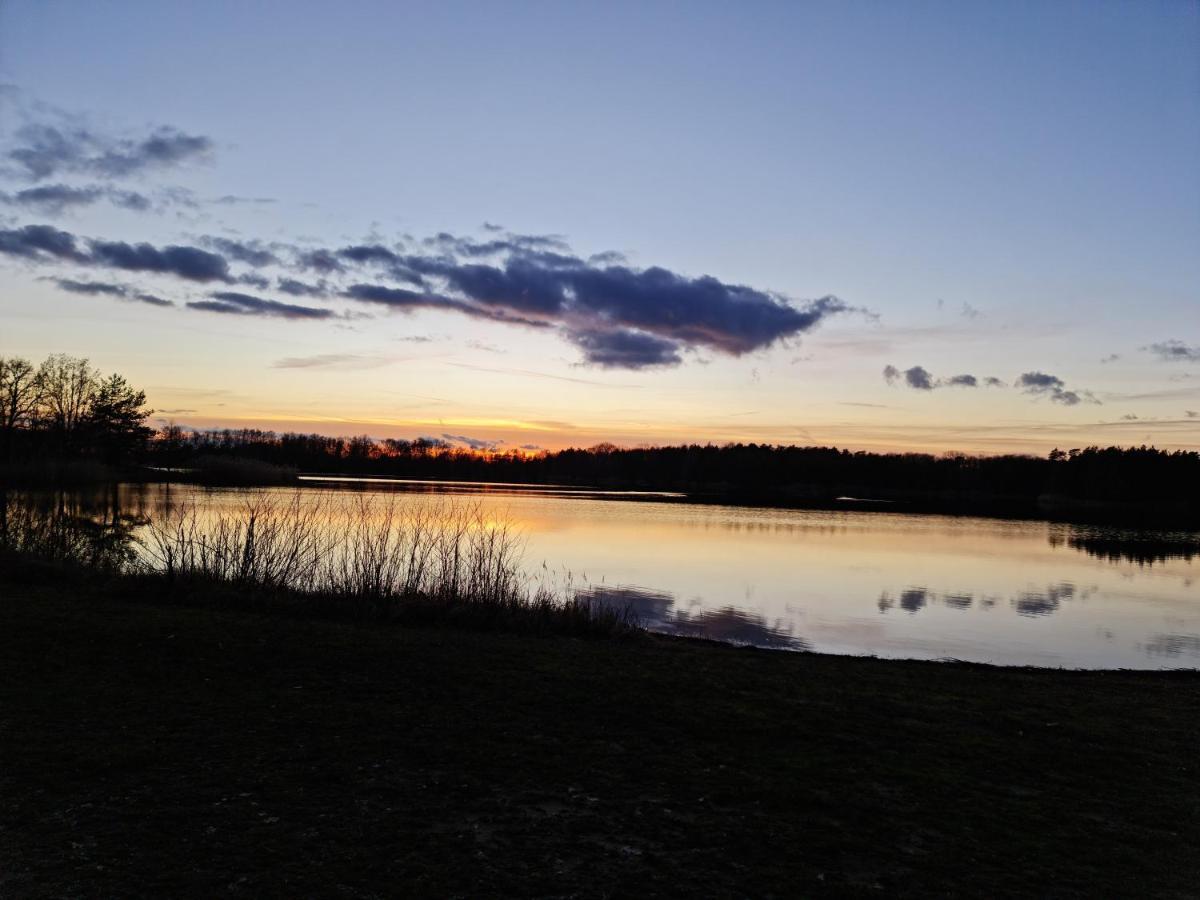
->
xmin=2 ymin=579 xmax=1198 ymax=897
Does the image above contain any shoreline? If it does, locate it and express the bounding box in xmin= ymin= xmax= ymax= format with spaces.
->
xmin=12 ymin=467 xmax=1198 ymax=530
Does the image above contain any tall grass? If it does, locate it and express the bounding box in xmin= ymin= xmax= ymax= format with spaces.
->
xmin=136 ymin=491 xmax=634 ymax=636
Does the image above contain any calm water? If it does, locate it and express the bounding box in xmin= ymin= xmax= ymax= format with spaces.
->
xmin=28 ymin=480 xmax=1200 ymax=669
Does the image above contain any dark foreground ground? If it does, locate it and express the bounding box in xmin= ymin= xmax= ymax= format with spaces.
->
xmin=2 ymin=583 xmax=1198 ymax=898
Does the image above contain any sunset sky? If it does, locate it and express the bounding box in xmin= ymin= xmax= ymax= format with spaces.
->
xmin=1 ymin=1 xmax=1197 ymax=455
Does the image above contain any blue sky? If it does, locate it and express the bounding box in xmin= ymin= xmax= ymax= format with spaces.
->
xmin=1 ymin=1 xmax=1197 ymax=453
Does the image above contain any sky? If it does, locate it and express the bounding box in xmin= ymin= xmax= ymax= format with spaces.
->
xmin=0 ymin=0 xmax=1197 ymax=455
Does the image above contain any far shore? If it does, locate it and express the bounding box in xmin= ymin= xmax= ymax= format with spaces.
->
xmin=20 ymin=463 xmax=1194 ymax=529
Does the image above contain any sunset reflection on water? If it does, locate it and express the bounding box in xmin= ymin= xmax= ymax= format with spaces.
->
xmin=38 ymin=481 xmax=1200 ymax=669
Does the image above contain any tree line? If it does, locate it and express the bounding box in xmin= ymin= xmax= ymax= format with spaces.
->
xmin=3 ymin=353 xmax=1197 ymax=517
xmin=148 ymin=427 xmax=1200 ymax=511
xmin=0 ymin=354 xmax=152 ymax=466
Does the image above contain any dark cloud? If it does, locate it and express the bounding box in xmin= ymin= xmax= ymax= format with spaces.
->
xmin=201 ymin=236 xmax=279 ymax=267
xmin=1 ymin=216 xmax=850 ymax=368
xmin=50 ymin=278 xmax=174 ymax=307
xmin=276 ymin=277 xmax=327 ymax=297
xmin=1145 ymin=340 xmax=1200 ymax=363
xmin=423 ymin=231 xmax=571 ymax=258
xmin=568 ymin=328 xmax=682 ymax=369
xmin=587 ymin=250 xmax=627 ymax=265
xmin=335 ymin=244 xmax=425 ymax=285
xmin=134 ymin=292 xmax=174 ymax=307
xmin=52 ymin=277 xmax=126 ymax=296
xmin=1015 ymin=371 xmax=1097 ymax=406
xmin=886 ymin=366 xmax=1009 ymax=391
xmin=337 ymin=244 xmax=400 ymax=265
xmin=342 ymin=282 xmax=553 ymax=328
xmin=6 ymin=122 xmax=213 ymax=181
xmin=0 ymin=184 xmax=168 ymax=215
xmin=88 ymin=239 xmax=232 ymax=282
xmin=1 ymin=184 xmax=103 ymax=214
xmin=884 ymin=365 xmax=936 ymax=390
xmin=1016 ymin=372 xmax=1064 ymax=391
xmin=904 ymin=366 xmax=936 ymax=390
xmin=188 ymin=291 xmax=334 ymax=319
xmin=371 ymin=254 xmax=848 ymax=361
xmin=297 ymin=248 xmax=344 ymax=273
xmin=0 ymin=223 xmax=86 ymax=261
xmin=205 ymin=239 xmax=277 ymax=269
xmin=237 ymin=272 xmax=271 ymax=289
xmin=109 ymin=189 xmax=153 ymax=211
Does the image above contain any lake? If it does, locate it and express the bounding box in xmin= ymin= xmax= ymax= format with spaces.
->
xmin=16 ymin=479 xmax=1200 ymax=669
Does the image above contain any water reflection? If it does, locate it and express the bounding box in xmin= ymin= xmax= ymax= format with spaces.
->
xmin=1054 ymin=526 xmax=1200 ymax=567
xmin=577 ymin=585 xmax=809 ymax=650
xmin=2 ymin=484 xmax=1197 ymax=669
xmin=0 ymin=487 xmax=144 ymax=572
xmin=1144 ymin=634 xmax=1200 ymax=659
xmin=877 ymin=582 xmax=1091 ymax=618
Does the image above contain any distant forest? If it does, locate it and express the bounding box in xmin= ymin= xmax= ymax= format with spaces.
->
xmin=153 ymin=427 xmax=1200 ymax=518
xmin=3 ymin=353 xmax=1199 ymax=520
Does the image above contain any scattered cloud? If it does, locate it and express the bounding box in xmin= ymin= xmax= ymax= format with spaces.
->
xmin=1 ymin=183 xmax=102 ymax=214
xmin=276 ymin=277 xmax=327 ymax=297
xmin=188 ymin=291 xmax=335 ymax=319
xmin=1015 ymin=371 xmax=1099 ymax=406
xmin=213 ymin=194 xmax=275 ymax=205
xmin=4 ymin=115 xmax=213 ymax=181
xmin=134 ymin=292 xmax=173 ymax=307
xmin=272 ymin=353 xmax=393 ymax=369
xmin=1145 ymin=340 xmax=1200 ymax=363
xmin=1100 ymin=353 xmax=1120 ymax=364
xmin=883 ymin=365 xmax=996 ymax=390
xmin=51 ymin=277 xmax=126 ymax=297
xmin=200 ymin=236 xmax=279 ymax=267
xmin=465 ymin=339 xmax=505 ymax=354
xmin=49 ymin=277 xmax=175 ymax=307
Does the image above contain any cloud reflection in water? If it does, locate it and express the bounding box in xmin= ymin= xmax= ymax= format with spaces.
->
xmin=576 ymin=585 xmax=808 ymax=650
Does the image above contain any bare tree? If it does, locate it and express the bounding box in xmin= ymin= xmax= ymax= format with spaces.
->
xmin=36 ymin=354 xmax=98 ymax=452
xmin=0 ymin=356 xmax=41 ymax=462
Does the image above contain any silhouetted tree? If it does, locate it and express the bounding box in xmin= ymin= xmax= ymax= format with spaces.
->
xmin=0 ymin=356 xmax=40 ymax=462
xmin=86 ymin=373 xmax=153 ymax=464
xmin=36 ymin=354 xmax=98 ymax=454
